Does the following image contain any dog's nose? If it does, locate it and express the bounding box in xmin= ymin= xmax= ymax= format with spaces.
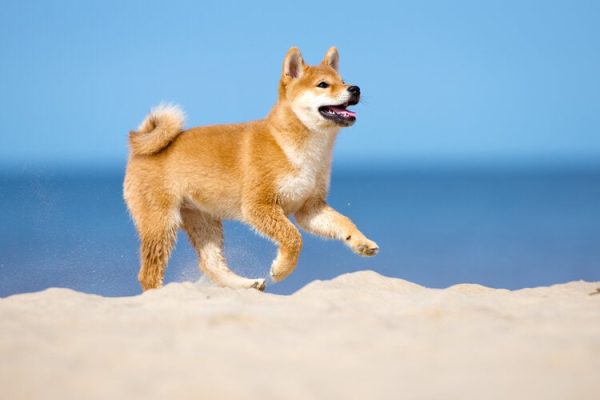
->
xmin=347 ymin=85 xmax=360 ymax=94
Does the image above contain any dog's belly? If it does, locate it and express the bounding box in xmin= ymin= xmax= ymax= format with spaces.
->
xmin=182 ymin=189 xmax=243 ymax=220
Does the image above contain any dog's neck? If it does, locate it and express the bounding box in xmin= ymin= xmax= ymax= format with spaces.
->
xmin=266 ymin=100 xmax=339 ymax=174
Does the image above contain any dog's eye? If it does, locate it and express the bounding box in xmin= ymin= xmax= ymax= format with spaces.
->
xmin=317 ymin=82 xmax=329 ymax=89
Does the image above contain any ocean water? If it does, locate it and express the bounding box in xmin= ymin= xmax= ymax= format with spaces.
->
xmin=1 ymin=167 xmax=599 ymax=297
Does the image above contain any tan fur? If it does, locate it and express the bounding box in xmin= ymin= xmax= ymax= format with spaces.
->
xmin=123 ymin=46 xmax=379 ymax=292
xmin=129 ymin=104 xmax=185 ymax=156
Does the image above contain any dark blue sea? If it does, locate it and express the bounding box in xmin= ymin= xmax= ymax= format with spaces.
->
xmin=1 ymin=166 xmax=599 ymax=297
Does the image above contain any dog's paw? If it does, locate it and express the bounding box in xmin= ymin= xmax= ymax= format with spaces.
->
xmin=270 ymin=268 xmax=288 ymax=283
xmin=269 ymin=253 xmax=297 ymax=283
xmin=349 ymin=236 xmax=379 ymax=257
xmin=250 ymin=279 xmax=267 ymax=292
xmin=139 ymin=276 xmax=164 ymax=292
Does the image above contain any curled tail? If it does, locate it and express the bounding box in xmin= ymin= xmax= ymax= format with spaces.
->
xmin=129 ymin=104 xmax=185 ymax=156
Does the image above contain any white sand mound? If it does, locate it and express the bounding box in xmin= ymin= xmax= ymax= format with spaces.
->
xmin=1 ymin=271 xmax=599 ymax=400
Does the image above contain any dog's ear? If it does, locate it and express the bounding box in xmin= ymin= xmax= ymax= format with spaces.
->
xmin=282 ymin=47 xmax=305 ymax=79
xmin=321 ymin=47 xmax=339 ymax=72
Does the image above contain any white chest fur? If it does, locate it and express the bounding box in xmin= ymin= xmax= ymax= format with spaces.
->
xmin=277 ymin=131 xmax=336 ymax=211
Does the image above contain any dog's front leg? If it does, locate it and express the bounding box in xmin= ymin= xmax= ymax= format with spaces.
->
xmin=296 ymin=198 xmax=379 ymax=257
xmin=243 ymin=202 xmax=302 ymax=283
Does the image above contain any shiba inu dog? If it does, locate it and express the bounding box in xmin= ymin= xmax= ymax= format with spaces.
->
xmin=124 ymin=46 xmax=379 ymax=292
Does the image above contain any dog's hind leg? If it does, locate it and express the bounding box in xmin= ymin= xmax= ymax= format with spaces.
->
xmin=136 ymin=211 xmax=178 ymax=291
xmin=181 ymin=207 xmax=266 ymax=291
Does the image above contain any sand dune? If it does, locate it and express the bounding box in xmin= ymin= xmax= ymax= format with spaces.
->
xmin=1 ymin=271 xmax=599 ymax=400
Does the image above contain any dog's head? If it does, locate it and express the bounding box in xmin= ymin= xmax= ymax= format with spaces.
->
xmin=279 ymin=47 xmax=360 ymax=131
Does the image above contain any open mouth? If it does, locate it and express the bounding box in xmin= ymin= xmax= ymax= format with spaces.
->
xmin=318 ymin=102 xmax=357 ymax=126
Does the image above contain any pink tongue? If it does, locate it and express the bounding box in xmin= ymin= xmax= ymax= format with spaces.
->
xmin=329 ymin=106 xmax=356 ymax=118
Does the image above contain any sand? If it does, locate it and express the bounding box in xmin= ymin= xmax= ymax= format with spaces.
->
xmin=1 ymin=270 xmax=599 ymax=400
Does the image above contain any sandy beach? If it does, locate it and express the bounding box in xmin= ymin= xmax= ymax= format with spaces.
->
xmin=1 ymin=270 xmax=598 ymax=399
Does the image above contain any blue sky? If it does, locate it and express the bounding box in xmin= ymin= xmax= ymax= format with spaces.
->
xmin=1 ymin=0 xmax=599 ymax=168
